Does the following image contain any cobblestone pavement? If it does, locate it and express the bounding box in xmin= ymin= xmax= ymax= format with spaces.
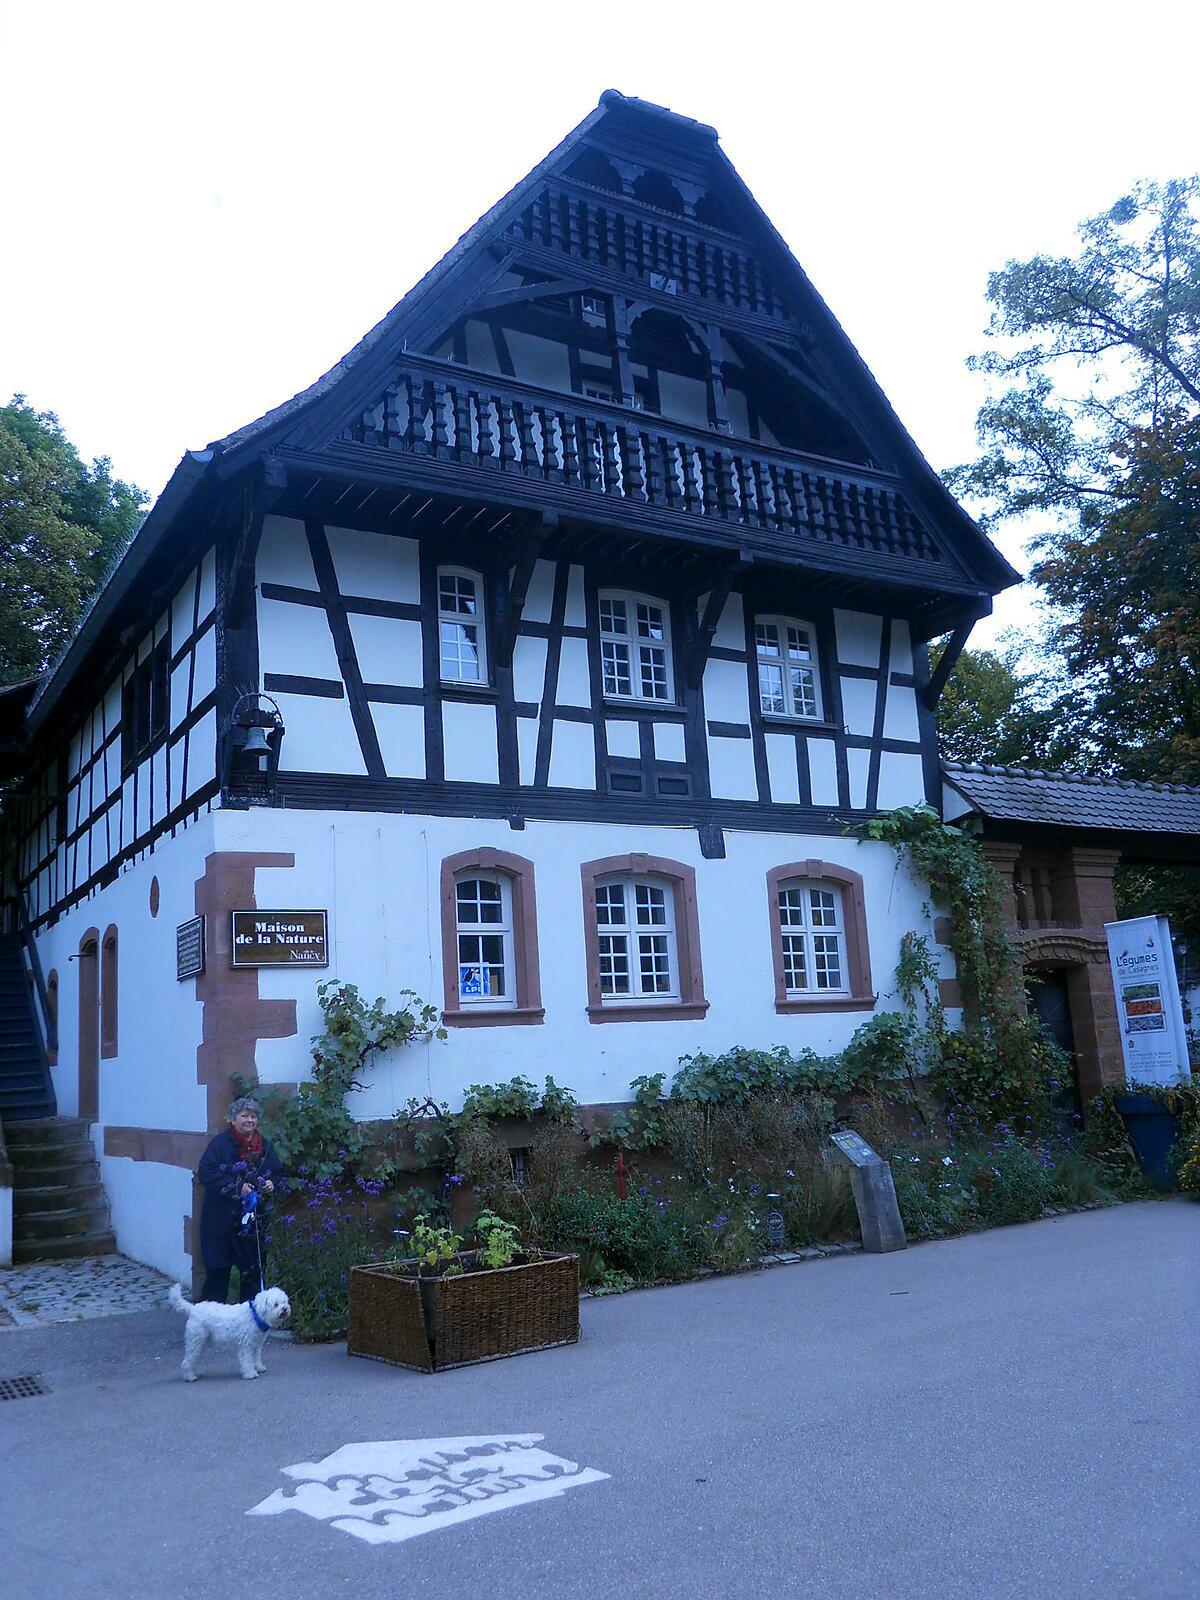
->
xmin=0 ymin=1254 xmax=173 ymax=1328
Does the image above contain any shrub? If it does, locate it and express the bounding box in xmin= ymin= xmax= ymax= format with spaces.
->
xmin=266 ymin=1176 xmax=396 ymax=1340
xmin=538 ymin=1188 xmax=711 ymax=1283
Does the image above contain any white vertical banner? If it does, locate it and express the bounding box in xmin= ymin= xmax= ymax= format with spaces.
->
xmin=1104 ymin=915 xmax=1191 ymax=1087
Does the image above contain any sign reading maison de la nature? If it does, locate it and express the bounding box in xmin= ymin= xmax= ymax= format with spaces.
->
xmin=1104 ymin=915 xmax=1190 ymax=1087
xmin=230 ymin=910 xmax=329 ymax=968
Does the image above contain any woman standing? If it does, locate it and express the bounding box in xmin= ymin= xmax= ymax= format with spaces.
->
xmin=196 ymin=1097 xmax=285 ymax=1304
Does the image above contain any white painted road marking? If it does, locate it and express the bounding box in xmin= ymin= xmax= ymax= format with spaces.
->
xmin=248 ymin=1434 xmax=609 ymax=1545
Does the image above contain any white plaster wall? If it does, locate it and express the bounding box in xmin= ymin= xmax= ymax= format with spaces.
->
xmin=374 ymin=703 xmax=425 ymax=778
xmin=653 ymin=721 xmax=686 ymax=764
xmin=258 ymin=515 xmax=318 ymax=589
xmin=564 ymin=565 xmax=587 ymax=628
xmin=708 ymin=737 xmax=757 ymax=801
xmin=31 ymin=813 xmax=216 ymax=1282
xmin=807 ymin=738 xmax=840 ymax=806
xmin=273 ymin=691 xmax=366 ymax=775
xmin=839 ymin=678 xmax=877 ymax=737
xmin=847 ymin=747 xmax=871 ymax=809
xmin=548 ymin=719 xmax=595 ymax=788
xmin=883 ymin=684 xmax=921 ymax=744
xmin=765 ymin=732 xmax=800 ymax=804
xmin=703 ymin=658 xmax=751 ymax=723
xmin=605 ymin=719 xmax=640 ymax=759
xmin=523 ymin=560 xmax=556 ymax=625
xmin=443 ymin=702 xmax=499 ymax=784
xmin=221 ymin=807 xmax=935 ymax=1117
xmin=712 ymin=592 xmax=745 ymax=650
xmin=347 ymin=614 xmax=423 ymax=686
xmin=513 ymin=636 xmax=549 ymax=704
xmin=877 ymin=752 xmax=927 ymax=810
xmin=506 ymin=330 xmax=573 ymax=392
xmin=834 ymin=610 xmax=882 ymax=669
xmin=556 ymin=637 xmax=591 ymax=707
xmin=890 ymin=620 xmax=914 ymax=675
xmin=258 ymin=593 xmax=342 ymax=682
xmin=326 ymin=526 xmax=420 ymax=602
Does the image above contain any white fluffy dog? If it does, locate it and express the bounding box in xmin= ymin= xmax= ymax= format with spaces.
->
xmin=168 ymin=1284 xmax=291 ymax=1381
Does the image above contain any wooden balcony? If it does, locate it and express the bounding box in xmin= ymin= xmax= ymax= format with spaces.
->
xmin=504 ymin=178 xmax=792 ymax=324
xmin=312 ymin=356 xmax=971 ymax=592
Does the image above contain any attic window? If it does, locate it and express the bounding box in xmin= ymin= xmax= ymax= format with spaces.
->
xmin=121 ymin=638 xmax=170 ymax=776
xmin=580 ymin=294 xmax=607 ymax=327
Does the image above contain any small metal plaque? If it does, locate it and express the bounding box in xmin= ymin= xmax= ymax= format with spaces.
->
xmin=830 ymin=1129 xmax=880 ymax=1167
xmin=230 ymin=909 xmax=329 ymax=968
xmin=176 ymin=916 xmax=206 ymax=981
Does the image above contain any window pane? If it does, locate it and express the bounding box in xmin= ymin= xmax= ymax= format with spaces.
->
xmin=598 ymin=934 xmax=630 ymax=994
xmin=634 ymin=883 xmax=667 ymax=926
xmin=813 ymin=935 xmax=843 ymax=990
xmin=456 ymin=877 xmax=503 ymax=925
xmin=785 ymin=627 xmax=812 ymax=661
xmin=638 ymin=933 xmax=672 ymax=992
xmin=759 ymin=662 xmax=785 ymax=714
xmin=638 ymin=644 xmax=669 ymax=699
xmin=439 ymin=574 xmax=478 ymax=615
xmin=782 ymin=933 xmax=808 ymax=991
xmin=778 ymin=887 xmax=805 ymax=928
xmin=602 ymin=639 xmax=632 ymax=697
xmin=596 ymin=883 xmax=626 ymax=927
xmin=600 ymin=597 xmax=628 ymax=635
xmin=809 ymin=888 xmax=838 ymax=927
xmin=635 ymin=602 xmax=665 ymax=642
xmin=440 ymin=620 xmax=482 ymax=681
xmin=755 ymin=622 xmax=780 ymax=658
xmin=790 ymin=664 xmax=818 ymax=718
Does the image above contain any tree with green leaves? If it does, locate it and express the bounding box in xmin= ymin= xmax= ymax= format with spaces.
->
xmin=949 ymin=177 xmax=1200 ymax=530
xmin=0 ymin=396 xmax=146 ymax=685
xmin=935 ymin=642 xmax=1088 ymax=770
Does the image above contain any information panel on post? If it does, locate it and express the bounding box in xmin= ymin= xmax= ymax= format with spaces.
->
xmin=230 ymin=910 xmax=329 ymax=968
xmin=1103 ymin=914 xmax=1190 ymax=1087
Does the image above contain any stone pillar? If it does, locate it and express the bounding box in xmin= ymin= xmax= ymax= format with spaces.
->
xmin=1050 ymin=848 xmax=1120 ymax=931
xmin=1067 ymin=961 xmax=1125 ymax=1103
xmin=981 ymin=841 xmax=1023 ymax=931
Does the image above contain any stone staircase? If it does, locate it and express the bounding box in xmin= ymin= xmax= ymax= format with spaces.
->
xmin=5 ymin=1118 xmax=116 ymax=1262
xmin=0 ymin=933 xmax=55 ymax=1122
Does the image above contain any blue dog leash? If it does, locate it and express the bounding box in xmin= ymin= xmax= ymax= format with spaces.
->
xmin=240 ymin=1185 xmax=267 ymax=1303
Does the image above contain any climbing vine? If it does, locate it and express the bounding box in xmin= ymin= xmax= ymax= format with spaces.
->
xmin=860 ymin=805 xmax=1069 ymax=1127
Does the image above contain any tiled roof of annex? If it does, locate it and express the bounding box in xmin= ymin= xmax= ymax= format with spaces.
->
xmin=942 ymin=761 xmax=1200 ymax=835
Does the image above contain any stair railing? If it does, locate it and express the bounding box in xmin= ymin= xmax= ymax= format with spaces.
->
xmin=9 ymin=892 xmax=56 ymax=1056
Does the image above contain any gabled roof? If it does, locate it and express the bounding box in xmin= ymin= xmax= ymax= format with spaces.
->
xmin=943 ymin=761 xmax=1200 ymax=837
xmin=29 ymin=91 xmax=1018 ymax=736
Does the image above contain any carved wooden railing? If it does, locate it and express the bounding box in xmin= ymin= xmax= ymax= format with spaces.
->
xmin=341 ymin=358 xmax=940 ymax=564
xmin=504 ymin=179 xmax=791 ymax=323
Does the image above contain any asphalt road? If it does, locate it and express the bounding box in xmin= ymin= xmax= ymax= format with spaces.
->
xmin=1 ymin=1200 xmax=1196 ymax=1600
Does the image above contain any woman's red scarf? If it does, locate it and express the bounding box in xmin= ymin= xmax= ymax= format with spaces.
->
xmin=230 ymin=1124 xmax=264 ymax=1164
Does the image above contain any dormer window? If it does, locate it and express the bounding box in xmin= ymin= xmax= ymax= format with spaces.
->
xmin=438 ymin=568 xmax=487 ymax=684
xmin=599 ymin=592 xmax=673 ymax=703
xmin=755 ymin=618 xmax=821 ymax=720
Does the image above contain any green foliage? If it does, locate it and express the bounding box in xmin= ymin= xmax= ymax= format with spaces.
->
xmin=948 ymin=177 xmax=1200 ymax=532
xmin=474 ymin=1209 xmax=520 ymax=1269
xmin=249 ymin=981 xmax=444 ymax=1181
xmin=406 ymin=1213 xmax=464 ymax=1276
xmin=461 ymin=1074 xmax=578 ymax=1122
xmin=266 ymin=1178 xmax=399 ymax=1341
xmin=936 ymin=643 xmax=1087 ymax=773
xmin=671 ymin=1034 xmax=883 ymax=1107
xmin=0 ymin=396 xmax=146 ymax=684
xmin=538 ymin=1189 xmax=711 ymax=1284
xmin=1087 ymin=1082 xmax=1200 ymax=1194
xmin=592 ymin=1073 xmax=668 ymax=1150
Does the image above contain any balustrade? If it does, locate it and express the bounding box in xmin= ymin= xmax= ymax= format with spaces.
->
xmin=503 ymin=180 xmax=791 ymax=322
xmin=342 ymin=359 xmax=939 ymax=564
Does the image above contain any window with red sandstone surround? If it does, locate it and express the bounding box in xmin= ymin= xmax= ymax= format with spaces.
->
xmin=580 ymin=853 xmax=708 ymax=1023
xmin=766 ymin=861 xmax=875 ymax=1014
xmin=440 ymin=849 xmax=543 ymax=1026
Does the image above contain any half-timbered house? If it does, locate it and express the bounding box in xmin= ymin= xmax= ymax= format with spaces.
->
xmin=1 ymin=92 xmax=1017 ymax=1280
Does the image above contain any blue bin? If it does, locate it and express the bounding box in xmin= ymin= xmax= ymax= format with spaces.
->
xmin=1114 ymin=1093 xmax=1180 ymax=1190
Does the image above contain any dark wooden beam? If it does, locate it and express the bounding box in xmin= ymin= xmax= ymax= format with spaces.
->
xmin=687 ymin=557 xmax=746 ymax=689
xmin=921 ymin=623 xmax=972 ymax=708
xmin=494 ymin=520 xmax=549 ymax=668
xmin=469 ymin=276 xmax=597 ymax=314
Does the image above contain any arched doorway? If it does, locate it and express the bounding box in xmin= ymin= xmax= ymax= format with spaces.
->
xmin=1026 ymin=968 xmax=1081 ymax=1125
xmin=77 ymin=930 xmax=99 ymax=1120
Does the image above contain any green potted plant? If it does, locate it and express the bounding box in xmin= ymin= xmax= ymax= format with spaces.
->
xmin=348 ymin=1211 xmax=579 ymax=1372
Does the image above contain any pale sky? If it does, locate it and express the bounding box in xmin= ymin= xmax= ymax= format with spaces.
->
xmin=3 ymin=1 xmax=1199 ymax=644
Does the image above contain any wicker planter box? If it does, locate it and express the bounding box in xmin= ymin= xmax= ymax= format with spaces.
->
xmin=348 ymin=1251 xmax=580 ymax=1372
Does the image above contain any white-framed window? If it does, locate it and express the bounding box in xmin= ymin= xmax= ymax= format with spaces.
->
xmin=777 ymin=881 xmax=847 ymax=996
xmin=755 ymin=617 xmax=821 ymax=719
xmin=594 ymin=875 xmax=679 ymax=1000
xmin=599 ymin=591 xmax=673 ymax=702
xmin=580 ymin=294 xmax=607 ymax=327
xmin=438 ymin=568 xmax=487 ymax=683
xmin=454 ymin=874 xmax=515 ymax=1007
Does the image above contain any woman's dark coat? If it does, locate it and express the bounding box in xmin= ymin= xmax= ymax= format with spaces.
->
xmin=196 ymin=1129 xmax=286 ymax=1271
